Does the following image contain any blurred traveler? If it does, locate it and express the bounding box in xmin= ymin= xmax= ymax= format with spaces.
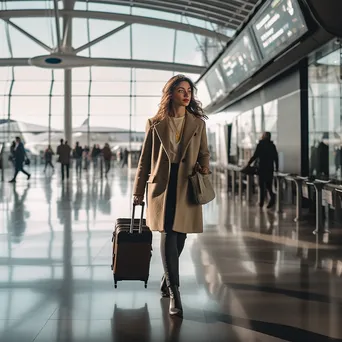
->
xmin=247 ymin=132 xmax=279 ymax=209
xmin=102 ymin=143 xmax=112 ymax=177
xmin=44 ymin=145 xmax=55 ymax=172
xmin=9 ymin=137 xmax=31 ymax=183
xmin=73 ymin=141 xmax=83 ymax=176
xmin=57 ymin=139 xmax=72 ymax=181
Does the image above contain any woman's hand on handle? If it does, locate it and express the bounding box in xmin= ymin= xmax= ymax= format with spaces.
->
xmin=199 ymin=167 xmax=210 ymax=175
xmin=133 ymin=195 xmax=144 ymax=205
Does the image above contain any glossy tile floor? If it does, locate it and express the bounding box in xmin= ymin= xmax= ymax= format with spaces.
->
xmin=1 ymin=165 xmax=342 ymax=342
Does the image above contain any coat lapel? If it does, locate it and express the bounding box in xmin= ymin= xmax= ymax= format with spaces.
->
xmin=154 ymin=113 xmax=199 ymax=161
xmin=180 ymin=112 xmax=199 ymax=160
xmin=154 ymin=119 xmax=171 ymax=160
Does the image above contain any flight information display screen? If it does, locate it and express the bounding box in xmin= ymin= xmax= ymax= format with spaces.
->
xmin=252 ymin=0 xmax=307 ymax=60
xmin=220 ymin=31 xmax=261 ymax=90
xmin=205 ymin=67 xmax=226 ymax=102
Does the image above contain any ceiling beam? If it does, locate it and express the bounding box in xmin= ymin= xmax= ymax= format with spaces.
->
xmin=2 ymin=19 xmax=52 ymax=52
xmin=97 ymin=0 xmax=246 ymax=21
xmin=0 ymin=58 xmax=30 ymax=66
xmin=0 ymin=9 xmax=231 ymax=42
xmin=0 ymin=57 xmax=205 ymax=74
xmin=53 ymin=0 xmax=62 ymax=50
xmin=74 ymin=23 xmax=130 ymax=53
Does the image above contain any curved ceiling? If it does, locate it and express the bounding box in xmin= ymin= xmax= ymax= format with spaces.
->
xmin=82 ymin=0 xmax=261 ymax=29
xmin=0 ymin=0 xmax=261 ymax=72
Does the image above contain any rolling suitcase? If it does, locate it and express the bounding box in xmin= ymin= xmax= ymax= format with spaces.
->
xmin=111 ymin=202 xmax=152 ymax=288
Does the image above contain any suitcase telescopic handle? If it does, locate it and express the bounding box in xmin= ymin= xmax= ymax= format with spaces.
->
xmin=130 ymin=202 xmax=145 ymax=234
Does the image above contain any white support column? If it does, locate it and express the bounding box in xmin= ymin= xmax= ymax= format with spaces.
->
xmin=63 ymin=0 xmax=73 ymax=146
xmin=64 ymin=69 xmax=72 ymax=146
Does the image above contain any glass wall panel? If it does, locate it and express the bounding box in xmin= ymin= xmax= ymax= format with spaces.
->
xmin=132 ymin=7 xmax=181 ymax=22
xmin=4 ymin=1 xmax=54 ymax=9
xmin=50 ymin=115 xmax=64 ymax=131
xmin=134 ymin=97 xmax=160 ymax=116
xmin=73 ymin=68 xmax=90 ymax=81
xmin=231 ymin=100 xmax=279 ymax=166
xmin=263 ymin=100 xmax=278 ymax=142
xmin=51 ymin=96 xmax=64 ymax=115
xmin=91 ymin=67 xmax=130 ymax=81
xmin=88 ymin=2 xmax=130 ymax=14
xmin=90 ymin=25 xmax=131 ymax=59
xmin=0 ymin=67 xmax=12 ymax=80
xmin=89 ymin=115 xmax=129 ymax=131
xmin=174 ymin=31 xmax=204 ymax=66
xmin=73 ymin=18 xmax=90 ymax=48
xmin=0 ymin=81 xmax=11 ymax=95
xmin=90 ymin=97 xmax=130 ymax=115
xmin=14 ymin=67 xmax=51 ymax=80
xmin=8 ymin=26 xmax=47 ymax=57
xmin=308 ymin=39 xmax=341 ymax=179
xmin=132 ymin=25 xmax=174 ymax=62
xmin=135 ymin=69 xmax=173 ymax=81
xmin=11 ymin=18 xmax=57 ymax=47
xmin=0 ymin=21 xmax=10 ymax=58
xmin=89 ymin=20 xmax=125 ymax=41
xmin=52 ymin=81 xmax=64 ymax=96
xmin=12 ymin=81 xmax=51 ymax=95
xmin=135 ymin=82 xmax=164 ymax=96
xmin=91 ymin=82 xmax=130 ymax=96
xmin=72 ymin=81 xmax=89 ymax=96
xmin=72 ymin=96 xmax=89 ymax=115
xmin=11 ymin=96 xmax=49 ymax=119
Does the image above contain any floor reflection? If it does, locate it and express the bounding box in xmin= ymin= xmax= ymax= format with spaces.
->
xmin=0 ymin=167 xmax=342 ymax=341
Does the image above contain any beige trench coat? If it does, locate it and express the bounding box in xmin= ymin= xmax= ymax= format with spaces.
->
xmin=133 ymin=112 xmax=210 ymax=234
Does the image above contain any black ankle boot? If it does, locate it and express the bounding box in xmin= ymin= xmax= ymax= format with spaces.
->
xmin=160 ymin=275 xmax=169 ymax=298
xmin=168 ymin=285 xmax=183 ymax=317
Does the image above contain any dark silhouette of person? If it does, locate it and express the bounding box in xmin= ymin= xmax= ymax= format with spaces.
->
xmin=9 ymin=140 xmax=16 ymax=167
xmin=57 ymin=139 xmax=72 ymax=181
xmin=83 ymin=145 xmax=90 ymax=170
xmin=44 ymin=145 xmax=55 ymax=172
xmin=9 ymin=137 xmax=31 ymax=183
xmin=102 ymin=143 xmax=112 ymax=177
xmin=73 ymin=141 xmax=83 ymax=176
xmin=121 ymin=148 xmax=128 ymax=168
xmin=247 ymin=132 xmax=279 ymax=208
xmin=316 ymin=140 xmax=329 ymax=178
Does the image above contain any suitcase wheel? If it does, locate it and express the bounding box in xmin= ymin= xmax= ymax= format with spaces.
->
xmin=144 ymin=282 xmax=147 ymax=288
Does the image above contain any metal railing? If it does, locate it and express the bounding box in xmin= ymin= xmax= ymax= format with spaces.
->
xmin=210 ymin=163 xmax=342 ymax=234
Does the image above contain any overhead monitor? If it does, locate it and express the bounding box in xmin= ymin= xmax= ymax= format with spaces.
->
xmin=205 ymin=66 xmax=226 ymax=102
xmin=252 ymin=0 xmax=307 ymax=61
xmin=220 ymin=31 xmax=261 ymax=90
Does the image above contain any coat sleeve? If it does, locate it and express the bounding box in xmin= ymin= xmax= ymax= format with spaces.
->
xmin=133 ymin=119 xmax=153 ymax=196
xmin=197 ymin=121 xmax=210 ymax=169
xmin=248 ymin=143 xmax=260 ymax=166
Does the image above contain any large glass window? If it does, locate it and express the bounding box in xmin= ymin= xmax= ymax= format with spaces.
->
xmin=0 ymin=0 xmax=222 ymax=163
xmin=308 ymin=39 xmax=342 ymax=179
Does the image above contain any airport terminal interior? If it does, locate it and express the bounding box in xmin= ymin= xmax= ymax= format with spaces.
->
xmin=1 ymin=0 xmax=342 ymax=341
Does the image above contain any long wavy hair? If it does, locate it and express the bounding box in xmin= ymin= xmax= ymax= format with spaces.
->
xmin=152 ymin=74 xmax=208 ymax=123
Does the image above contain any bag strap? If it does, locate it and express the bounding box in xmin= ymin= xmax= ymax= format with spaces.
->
xmin=198 ymin=172 xmax=205 ymax=194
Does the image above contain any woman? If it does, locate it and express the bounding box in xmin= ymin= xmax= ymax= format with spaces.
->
xmin=133 ymin=74 xmax=210 ymax=318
